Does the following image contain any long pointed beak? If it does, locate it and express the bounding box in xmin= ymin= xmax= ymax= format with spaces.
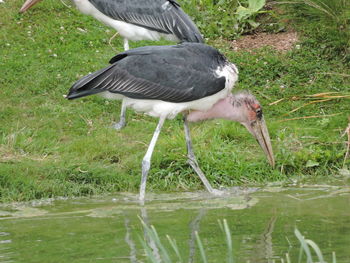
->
xmin=19 ymin=0 xmax=42 ymax=13
xmin=246 ymin=117 xmax=275 ymax=167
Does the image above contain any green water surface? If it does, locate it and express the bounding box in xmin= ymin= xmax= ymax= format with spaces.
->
xmin=0 ymin=187 xmax=349 ymax=262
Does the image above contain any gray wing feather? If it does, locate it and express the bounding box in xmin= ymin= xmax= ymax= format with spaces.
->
xmin=67 ymin=64 xmax=194 ymax=102
xmin=88 ymin=0 xmax=203 ymax=42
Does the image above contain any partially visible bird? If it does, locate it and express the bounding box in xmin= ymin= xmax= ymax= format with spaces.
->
xmin=66 ymin=43 xmax=275 ymax=201
xmin=20 ymin=0 xmax=204 ymax=130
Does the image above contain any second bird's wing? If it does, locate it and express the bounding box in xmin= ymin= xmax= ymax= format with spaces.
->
xmin=88 ymin=0 xmax=203 ymax=42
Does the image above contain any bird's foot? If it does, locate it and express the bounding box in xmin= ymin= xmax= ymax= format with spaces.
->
xmin=112 ymin=120 xmax=126 ymax=130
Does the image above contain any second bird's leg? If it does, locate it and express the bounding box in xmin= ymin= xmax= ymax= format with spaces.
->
xmin=183 ymin=116 xmax=224 ymax=196
xmin=123 ymin=38 xmax=130 ymax=51
xmin=113 ymin=100 xmax=127 ymax=130
xmin=139 ymin=116 xmax=166 ymax=201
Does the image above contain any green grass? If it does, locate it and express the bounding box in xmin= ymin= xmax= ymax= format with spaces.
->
xmin=0 ymin=0 xmax=350 ymax=202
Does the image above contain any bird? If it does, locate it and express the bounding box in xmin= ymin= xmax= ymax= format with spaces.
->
xmin=20 ymin=0 xmax=204 ymax=131
xmin=66 ymin=42 xmax=275 ymax=201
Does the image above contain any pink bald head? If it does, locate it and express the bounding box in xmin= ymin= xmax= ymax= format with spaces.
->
xmin=187 ymin=91 xmax=275 ymax=167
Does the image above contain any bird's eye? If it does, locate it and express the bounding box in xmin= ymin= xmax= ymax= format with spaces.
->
xmin=256 ymin=108 xmax=262 ymax=119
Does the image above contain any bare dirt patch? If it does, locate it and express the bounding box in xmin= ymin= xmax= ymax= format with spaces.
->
xmin=231 ymin=31 xmax=299 ymax=52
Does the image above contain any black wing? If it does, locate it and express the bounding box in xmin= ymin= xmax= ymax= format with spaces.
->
xmin=88 ymin=0 xmax=203 ymax=43
xmin=67 ymin=43 xmax=227 ymax=103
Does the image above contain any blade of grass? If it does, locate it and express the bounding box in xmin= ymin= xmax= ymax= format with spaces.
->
xmin=305 ymin=239 xmax=325 ymax=263
xmin=269 ymin=98 xmax=285 ymax=106
xmin=298 ymin=243 xmax=304 ymax=263
xmin=150 ymin=225 xmax=171 ymax=263
xmin=308 ymin=92 xmax=340 ymax=97
xmin=140 ymin=219 xmax=170 ymax=263
xmin=332 ymin=251 xmax=337 ymax=263
xmin=139 ymin=236 xmax=159 ymax=263
xmin=195 ymin=231 xmax=208 ymax=263
xmin=294 ymin=228 xmax=313 ymax=263
xmin=166 ymin=234 xmax=183 ymax=263
xmin=318 ymin=95 xmax=350 ymax=99
xmin=285 ymin=98 xmax=332 ymax=115
xmin=223 ymin=219 xmax=234 ymax=263
xmin=277 ymin=113 xmax=342 ymax=122
xmin=286 ymin=253 xmax=291 ymax=263
xmin=303 ymin=0 xmax=336 ymax=18
xmin=218 ymin=219 xmax=234 ymax=263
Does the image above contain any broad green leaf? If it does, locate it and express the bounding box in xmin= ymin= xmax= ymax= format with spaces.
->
xmin=306 ymin=160 xmax=320 ymax=168
xmin=249 ymin=0 xmax=265 ymax=12
xmin=236 ymin=6 xmax=251 ymax=20
xmin=236 ymin=0 xmax=265 ymax=20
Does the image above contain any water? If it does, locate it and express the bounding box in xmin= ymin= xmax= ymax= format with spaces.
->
xmin=0 ymin=187 xmax=349 ymax=263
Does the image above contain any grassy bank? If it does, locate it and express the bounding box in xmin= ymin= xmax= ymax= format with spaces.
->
xmin=1 ymin=0 xmax=349 ymax=202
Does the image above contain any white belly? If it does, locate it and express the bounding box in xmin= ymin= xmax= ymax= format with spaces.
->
xmin=73 ymin=0 xmax=178 ymax=42
xmin=101 ymin=88 xmax=230 ymax=119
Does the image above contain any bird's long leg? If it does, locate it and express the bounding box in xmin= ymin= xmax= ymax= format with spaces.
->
xmin=183 ymin=116 xmax=224 ymax=196
xmin=123 ymin=38 xmax=130 ymax=51
xmin=112 ymin=38 xmax=129 ymax=130
xmin=139 ymin=116 xmax=166 ymax=201
xmin=113 ymin=100 xmax=127 ymax=130
xmin=111 ymin=36 xmax=129 ymax=130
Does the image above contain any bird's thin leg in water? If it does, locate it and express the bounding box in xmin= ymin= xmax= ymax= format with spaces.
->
xmin=123 ymin=38 xmax=130 ymax=51
xmin=123 ymin=215 xmax=138 ymax=263
xmin=188 ymin=209 xmax=207 ymax=263
xmin=113 ymin=100 xmax=127 ymax=130
xmin=183 ymin=116 xmax=224 ymax=196
xmin=139 ymin=116 xmax=166 ymax=201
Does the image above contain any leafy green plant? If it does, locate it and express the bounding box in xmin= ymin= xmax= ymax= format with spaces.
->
xmin=181 ymin=0 xmax=268 ymax=39
xmin=235 ymin=0 xmax=267 ymax=33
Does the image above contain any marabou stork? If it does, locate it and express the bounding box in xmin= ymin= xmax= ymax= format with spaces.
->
xmin=20 ymin=0 xmax=204 ymax=130
xmin=66 ymin=43 xmax=275 ymax=201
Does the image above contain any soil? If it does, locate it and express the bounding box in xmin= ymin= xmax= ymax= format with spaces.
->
xmin=230 ymin=31 xmax=299 ymax=52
